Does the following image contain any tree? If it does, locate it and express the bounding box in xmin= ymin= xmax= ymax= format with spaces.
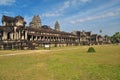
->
xmin=110 ymin=32 xmax=120 ymax=44
xmin=100 ymin=30 xmax=102 ymax=34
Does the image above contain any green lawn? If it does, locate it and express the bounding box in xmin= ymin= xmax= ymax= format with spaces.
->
xmin=0 ymin=45 xmax=120 ymax=80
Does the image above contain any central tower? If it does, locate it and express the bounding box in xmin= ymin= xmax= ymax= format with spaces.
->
xmin=30 ymin=15 xmax=42 ymax=29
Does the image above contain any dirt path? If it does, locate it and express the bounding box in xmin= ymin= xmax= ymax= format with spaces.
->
xmin=0 ymin=47 xmax=81 ymax=57
xmin=0 ymin=50 xmax=50 ymax=57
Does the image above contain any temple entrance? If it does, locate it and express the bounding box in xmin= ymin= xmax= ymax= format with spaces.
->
xmin=7 ymin=32 xmax=10 ymax=40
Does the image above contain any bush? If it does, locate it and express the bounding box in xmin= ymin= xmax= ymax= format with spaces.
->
xmin=87 ymin=47 xmax=96 ymax=53
xmin=12 ymin=48 xmax=16 ymax=51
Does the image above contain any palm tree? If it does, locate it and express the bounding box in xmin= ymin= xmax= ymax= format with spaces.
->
xmin=100 ymin=30 xmax=102 ymax=34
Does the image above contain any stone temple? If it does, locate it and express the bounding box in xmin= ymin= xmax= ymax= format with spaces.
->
xmin=0 ymin=15 xmax=110 ymax=50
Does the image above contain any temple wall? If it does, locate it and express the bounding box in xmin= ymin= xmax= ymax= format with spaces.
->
xmin=2 ymin=22 xmax=6 ymax=26
xmin=16 ymin=21 xmax=23 ymax=26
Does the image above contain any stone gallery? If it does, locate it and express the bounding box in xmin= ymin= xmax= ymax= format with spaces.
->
xmin=0 ymin=15 xmax=110 ymax=50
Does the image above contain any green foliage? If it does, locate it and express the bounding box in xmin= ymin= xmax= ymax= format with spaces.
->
xmin=12 ymin=48 xmax=16 ymax=51
xmin=87 ymin=47 xmax=96 ymax=53
xmin=99 ymin=29 xmax=102 ymax=33
xmin=110 ymin=32 xmax=120 ymax=44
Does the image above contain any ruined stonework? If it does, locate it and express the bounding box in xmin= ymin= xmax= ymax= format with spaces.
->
xmin=74 ymin=31 xmax=110 ymax=45
xmin=30 ymin=15 xmax=42 ymax=29
xmin=0 ymin=15 xmax=79 ymax=50
xmin=2 ymin=15 xmax=26 ymax=26
xmin=0 ymin=15 xmax=110 ymax=50
xmin=55 ymin=21 xmax=60 ymax=31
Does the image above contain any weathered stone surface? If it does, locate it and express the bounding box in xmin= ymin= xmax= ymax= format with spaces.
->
xmin=30 ymin=15 xmax=42 ymax=29
xmin=55 ymin=21 xmax=60 ymax=31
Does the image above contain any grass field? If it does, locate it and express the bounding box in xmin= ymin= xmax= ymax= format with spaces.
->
xmin=0 ymin=45 xmax=120 ymax=80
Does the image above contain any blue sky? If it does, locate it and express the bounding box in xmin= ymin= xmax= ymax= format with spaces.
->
xmin=0 ymin=0 xmax=120 ymax=36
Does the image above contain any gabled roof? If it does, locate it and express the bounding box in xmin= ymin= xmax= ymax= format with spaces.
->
xmin=2 ymin=15 xmax=14 ymax=22
xmin=42 ymin=25 xmax=52 ymax=30
xmin=2 ymin=15 xmax=24 ymax=22
xmin=15 ymin=16 xmax=24 ymax=20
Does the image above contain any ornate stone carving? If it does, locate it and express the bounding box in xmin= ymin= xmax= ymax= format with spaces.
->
xmin=30 ymin=15 xmax=42 ymax=29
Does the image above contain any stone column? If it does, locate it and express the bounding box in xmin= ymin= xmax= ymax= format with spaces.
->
xmin=43 ymin=36 xmax=45 ymax=41
xmin=51 ymin=37 xmax=53 ymax=41
xmin=10 ymin=33 xmax=13 ymax=40
xmin=22 ymin=35 xmax=24 ymax=40
xmin=50 ymin=37 xmax=52 ymax=41
xmin=25 ymin=31 xmax=27 ymax=40
xmin=2 ymin=32 xmax=7 ymax=40
xmin=39 ymin=36 xmax=41 ymax=41
xmin=35 ymin=36 xmax=37 ymax=40
xmin=14 ymin=32 xmax=16 ymax=40
xmin=32 ymin=36 xmax=33 ymax=41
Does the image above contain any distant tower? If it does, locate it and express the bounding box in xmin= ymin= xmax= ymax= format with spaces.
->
xmin=55 ymin=21 xmax=60 ymax=31
xmin=30 ymin=15 xmax=42 ymax=29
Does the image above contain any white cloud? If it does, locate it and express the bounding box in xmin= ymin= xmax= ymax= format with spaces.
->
xmin=0 ymin=10 xmax=14 ymax=19
xmin=59 ymin=1 xmax=70 ymax=11
xmin=42 ymin=0 xmax=90 ymax=17
xmin=42 ymin=1 xmax=70 ymax=17
xmin=42 ymin=13 xmax=61 ymax=17
xmin=0 ymin=0 xmax=16 ymax=5
xmin=80 ymin=0 xmax=90 ymax=3
xmin=69 ymin=9 xmax=120 ymax=24
xmin=60 ymin=0 xmax=120 ymax=25
xmin=24 ymin=16 xmax=32 ymax=26
xmin=71 ymin=0 xmax=90 ymax=6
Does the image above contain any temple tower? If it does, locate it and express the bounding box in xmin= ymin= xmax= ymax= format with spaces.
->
xmin=30 ymin=15 xmax=42 ymax=29
xmin=55 ymin=21 xmax=60 ymax=31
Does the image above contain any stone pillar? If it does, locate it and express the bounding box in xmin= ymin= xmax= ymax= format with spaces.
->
xmin=22 ymin=35 xmax=24 ymax=40
xmin=60 ymin=37 xmax=62 ymax=42
xmin=10 ymin=33 xmax=13 ymax=40
xmin=14 ymin=32 xmax=16 ymax=40
xmin=31 ymin=36 xmax=33 ymax=41
xmin=39 ymin=36 xmax=41 ymax=41
xmin=50 ymin=37 xmax=52 ymax=41
xmin=43 ymin=36 xmax=45 ymax=41
xmin=16 ymin=32 xmax=18 ymax=40
xmin=51 ymin=37 xmax=53 ymax=41
xmin=35 ymin=36 xmax=37 ymax=40
xmin=25 ymin=31 xmax=27 ymax=40
xmin=58 ymin=37 xmax=60 ymax=41
xmin=2 ymin=32 xmax=7 ymax=40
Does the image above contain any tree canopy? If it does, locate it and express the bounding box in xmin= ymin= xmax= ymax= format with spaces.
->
xmin=110 ymin=32 xmax=120 ymax=44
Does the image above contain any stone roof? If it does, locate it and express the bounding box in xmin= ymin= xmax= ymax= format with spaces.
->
xmin=42 ymin=25 xmax=52 ymax=30
xmin=2 ymin=15 xmax=14 ymax=22
xmin=2 ymin=15 xmax=24 ymax=23
xmin=15 ymin=16 xmax=24 ymax=20
xmin=27 ymin=26 xmax=76 ymax=36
